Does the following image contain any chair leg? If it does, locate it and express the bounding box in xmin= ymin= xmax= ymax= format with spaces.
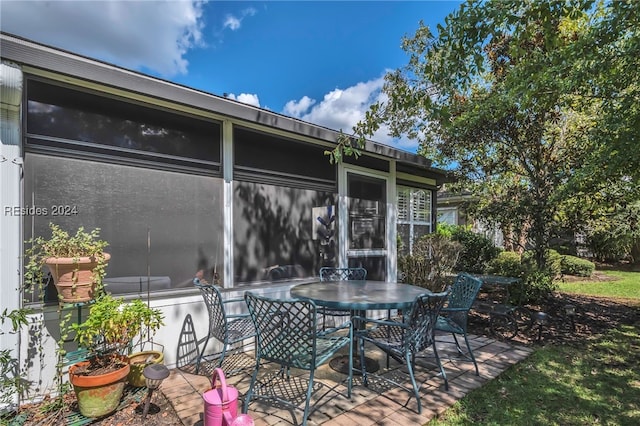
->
xmin=243 ymin=358 xmax=260 ymax=414
xmin=216 ymin=340 xmax=229 ymax=369
xmin=302 ymin=369 xmax=316 ymax=426
xmin=452 ymin=333 xmax=464 ymax=355
xmin=347 ymin=326 xmax=353 ymax=398
xmin=463 ymin=333 xmax=479 ymax=376
xmin=432 ymin=341 xmax=448 ymax=390
xmin=195 ymin=334 xmax=211 ymax=374
xmin=405 ymin=352 xmax=422 ymax=414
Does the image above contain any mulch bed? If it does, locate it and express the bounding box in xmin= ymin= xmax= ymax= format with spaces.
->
xmin=467 ymin=275 xmax=640 ymax=347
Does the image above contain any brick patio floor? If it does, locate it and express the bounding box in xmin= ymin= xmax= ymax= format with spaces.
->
xmin=160 ymin=332 xmax=533 ymax=426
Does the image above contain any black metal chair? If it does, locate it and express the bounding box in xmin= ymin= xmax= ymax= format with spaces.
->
xmin=318 ymin=267 xmax=367 ymax=331
xmin=193 ymin=279 xmax=255 ymax=374
xmin=435 ymin=273 xmax=484 ymax=375
xmin=353 ymin=290 xmax=450 ymax=413
xmin=243 ymin=292 xmax=353 ymax=426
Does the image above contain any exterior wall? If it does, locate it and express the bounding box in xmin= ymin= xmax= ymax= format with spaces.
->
xmin=0 ymin=61 xmax=23 ymax=409
xmin=1 ymin=34 xmax=447 ymax=404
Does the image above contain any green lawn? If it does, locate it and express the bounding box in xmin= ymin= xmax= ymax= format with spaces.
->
xmin=557 ymin=270 xmax=640 ymax=300
xmin=429 ymin=324 xmax=640 ymax=425
xmin=428 ymin=269 xmax=640 ymax=425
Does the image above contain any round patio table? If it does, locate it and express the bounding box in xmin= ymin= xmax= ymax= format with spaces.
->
xmin=290 ymin=280 xmax=430 ymax=374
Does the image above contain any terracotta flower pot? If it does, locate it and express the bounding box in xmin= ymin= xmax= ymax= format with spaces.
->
xmin=127 ymin=350 xmax=164 ymax=387
xmin=69 ymin=354 xmax=129 ymax=418
xmin=45 ymin=253 xmax=110 ymax=303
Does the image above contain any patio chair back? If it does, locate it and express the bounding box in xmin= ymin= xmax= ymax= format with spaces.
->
xmin=405 ymin=290 xmax=450 ymax=354
xmin=244 ymin=292 xmax=318 ymax=370
xmin=444 ymin=273 xmax=484 ymax=331
xmin=193 ymin=280 xmax=255 ymax=374
xmin=435 ymin=272 xmax=483 ymax=377
xmin=196 ymin=282 xmax=233 ymax=344
xmin=319 ymin=267 xmax=366 ymax=281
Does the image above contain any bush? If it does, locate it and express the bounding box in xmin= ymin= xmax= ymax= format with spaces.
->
xmin=487 ymin=251 xmax=557 ymax=304
xmin=587 ymin=229 xmax=630 ymax=262
xmin=521 ymin=269 xmax=557 ymax=304
xmin=451 ymin=227 xmax=501 ymax=273
xmin=487 ymin=251 xmax=523 ymax=277
xmin=522 ymin=249 xmax=562 ymax=277
xmin=398 ymin=233 xmax=462 ymax=292
xmin=561 ymin=255 xmax=595 ymax=277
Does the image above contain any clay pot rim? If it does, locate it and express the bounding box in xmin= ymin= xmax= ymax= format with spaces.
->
xmin=69 ymin=354 xmax=130 ymax=387
xmin=44 ymin=253 xmax=111 ymax=265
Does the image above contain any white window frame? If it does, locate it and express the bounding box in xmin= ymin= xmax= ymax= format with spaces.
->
xmin=397 ymin=186 xmax=433 ymax=255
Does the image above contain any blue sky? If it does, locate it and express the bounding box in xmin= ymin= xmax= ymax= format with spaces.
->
xmin=1 ymin=1 xmax=462 ymax=152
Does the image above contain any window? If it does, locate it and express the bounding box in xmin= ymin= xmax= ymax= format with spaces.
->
xmin=26 ymin=79 xmax=221 ymax=172
xmin=397 ymin=187 xmax=433 ymax=255
xmin=233 ymin=181 xmax=336 ymax=286
xmin=437 ymin=207 xmax=458 ymax=226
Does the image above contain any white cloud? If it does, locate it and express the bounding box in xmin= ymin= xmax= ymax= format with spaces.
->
xmin=283 ymin=96 xmax=317 ymax=117
xmin=283 ymin=77 xmax=418 ymax=151
xmin=223 ymin=7 xmax=257 ymax=31
xmin=0 ymin=0 xmax=206 ymax=77
xmin=223 ymin=16 xmax=241 ymax=31
xmin=226 ymin=93 xmax=261 ymax=108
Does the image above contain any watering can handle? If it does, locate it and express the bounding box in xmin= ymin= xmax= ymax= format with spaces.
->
xmin=211 ymin=368 xmax=228 ymax=403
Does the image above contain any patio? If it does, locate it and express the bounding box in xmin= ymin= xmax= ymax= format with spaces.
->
xmin=162 ymin=332 xmax=533 ymax=425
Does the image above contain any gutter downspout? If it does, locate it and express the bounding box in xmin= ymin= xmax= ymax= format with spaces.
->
xmin=0 ymin=61 xmax=24 ymax=411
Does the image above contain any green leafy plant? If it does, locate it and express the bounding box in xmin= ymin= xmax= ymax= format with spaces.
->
xmin=24 ymin=223 xmax=110 ymax=301
xmin=560 ymin=255 xmax=595 ymax=277
xmin=21 ymin=224 xmax=110 ymax=415
xmin=72 ymin=294 xmax=164 ymax=370
xmin=450 ymin=226 xmax=501 ymax=274
xmin=398 ymin=233 xmax=462 ymax=292
xmin=1 ymin=308 xmax=29 ymax=418
xmin=487 ymin=251 xmax=524 ymax=278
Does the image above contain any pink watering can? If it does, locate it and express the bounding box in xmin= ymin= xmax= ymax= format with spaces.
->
xmin=203 ymin=368 xmax=253 ymax=426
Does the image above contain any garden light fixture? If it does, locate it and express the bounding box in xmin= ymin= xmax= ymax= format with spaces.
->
xmin=142 ymin=363 xmax=170 ymax=419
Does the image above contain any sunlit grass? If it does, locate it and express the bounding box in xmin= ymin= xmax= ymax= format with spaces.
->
xmin=428 ymin=324 xmax=640 ymax=425
xmin=556 ymin=270 xmax=640 ymax=300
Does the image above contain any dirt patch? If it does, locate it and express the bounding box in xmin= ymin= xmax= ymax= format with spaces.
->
xmin=560 ymin=270 xmax=618 ymax=283
xmin=10 ymin=386 xmax=182 ymax=426
xmin=467 ymin=290 xmax=640 ymax=346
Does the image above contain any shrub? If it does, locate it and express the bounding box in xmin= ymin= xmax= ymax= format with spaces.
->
xmin=487 ymin=251 xmax=524 ymax=277
xmin=398 ymin=233 xmax=462 ymax=292
xmin=487 ymin=251 xmax=557 ymax=304
xmin=522 ymin=249 xmax=562 ymax=277
xmin=587 ymin=229 xmax=630 ymax=262
xmin=436 ymin=222 xmax=458 ymax=238
xmin=520 ymin=269 xmax=557 ymax=304
xmin=451 ymin=227 xmax=501 ymax=273
xmin=561 ymin=255 xmax=595 ymax=277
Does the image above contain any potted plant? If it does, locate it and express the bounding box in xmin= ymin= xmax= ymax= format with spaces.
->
xmin=24 ymin=223 xmax=110 ymax=303
xmin=69 ymin=294 xmax=164 ymax=417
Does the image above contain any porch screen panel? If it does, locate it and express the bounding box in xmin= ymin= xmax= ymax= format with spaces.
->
xmin=348 ymin=173 xmax=386 ymax=250
xmin=233 ymin=181 xmax=336 ymax=286
xmin=24 ymin=153 xmax=223 ymax=302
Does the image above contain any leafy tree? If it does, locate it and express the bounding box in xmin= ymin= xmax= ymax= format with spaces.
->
xmin=330 ymin=0 xmax=640 ymax=269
